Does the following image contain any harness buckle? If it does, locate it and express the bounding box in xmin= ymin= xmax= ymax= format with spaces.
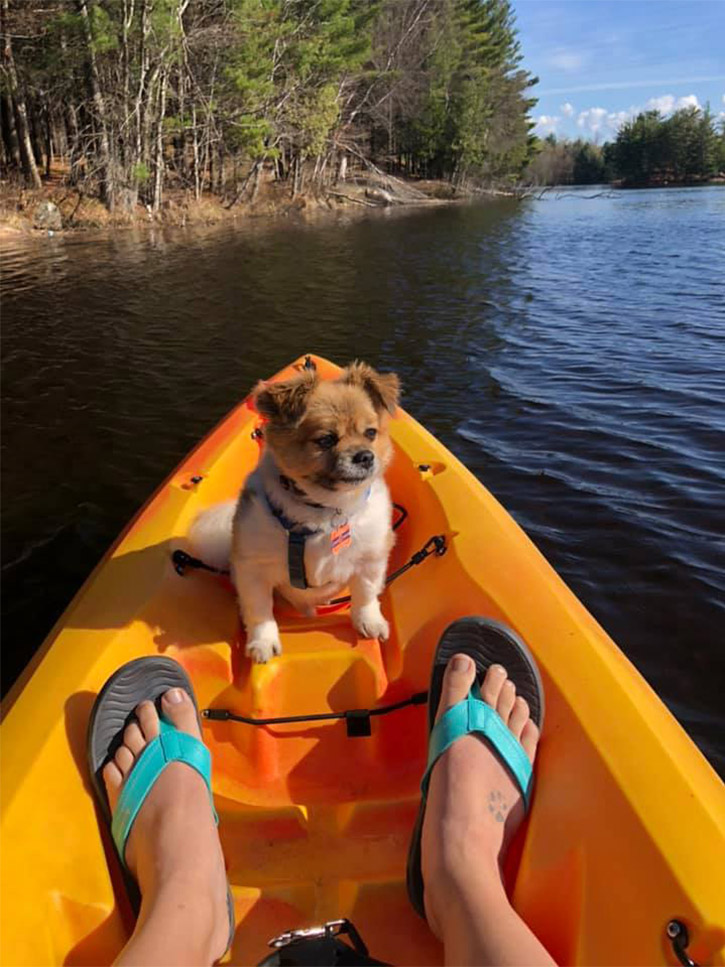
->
xmin=269 ymin=919 xmax=350 ymax=948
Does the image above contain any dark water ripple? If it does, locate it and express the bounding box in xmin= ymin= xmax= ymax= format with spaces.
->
xmin=2 ymin=186 xmax=724 ymax=774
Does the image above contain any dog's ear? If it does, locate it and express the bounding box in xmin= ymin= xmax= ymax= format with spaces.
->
xmin=253 ymin=371 xmax=318 ymax=425
xmin=341 ymin=361 xmax=400 ymax=414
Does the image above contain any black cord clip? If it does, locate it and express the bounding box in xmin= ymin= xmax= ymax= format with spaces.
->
xmin=345 ymin=709 xmax=372 ymax=737
xmin=412 ymin=535 xmax=447 ymax=565
xmin=667 ymin=920 xmax=699 ymax=967
xmin=172 ymin=549 xmax=229 ymax=577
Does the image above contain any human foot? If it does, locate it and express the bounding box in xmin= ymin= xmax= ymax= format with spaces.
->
xmin=103 ymin=688 xmax=230 ymax=964
xmin=421 ymin=654 xmax=540 ymax=938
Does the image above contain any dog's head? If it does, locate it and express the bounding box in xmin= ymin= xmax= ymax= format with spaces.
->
xmin=253 ymin=362 xmax=400 ymax=492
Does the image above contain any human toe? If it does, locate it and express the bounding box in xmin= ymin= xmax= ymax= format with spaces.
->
xmin=435 ymin=653 xmax=477 ymax=722
xmin=160 ymin=687 xmax=202 ymax=740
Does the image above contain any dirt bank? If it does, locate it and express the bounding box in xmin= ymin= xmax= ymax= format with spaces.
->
xmin=0 ymin=171 xmax=478 ymax=240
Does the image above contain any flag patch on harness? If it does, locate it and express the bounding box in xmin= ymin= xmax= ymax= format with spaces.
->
xmin=331 ymin=523 xmax=352 ymax=554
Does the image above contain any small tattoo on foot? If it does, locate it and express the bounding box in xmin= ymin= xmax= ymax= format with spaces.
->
xmin=487 ymin=790 xmax=509 ymax=823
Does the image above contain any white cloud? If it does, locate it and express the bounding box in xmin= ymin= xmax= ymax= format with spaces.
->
xmin=561 ymin=102 xmax=575 ymax=118
xmin=646 ymin=94 xmax=675 ymax=114
xmin=576 ymin=106 xmax=634 ymax=139
xmin=608 ymin=110 xmax=634 ymax=129
xmin=576 ymin=107 xmax=609 ymax=135
xmin=547 ymin=48 xmax=585 ymax=73
xmin=675 ymin=94 xmax=700 ymax=110
xmin=534 ymin=114 xmax=560 ymax=135
xmin=570 ymin=92 xmax=706 ymax=141
xmin=645 ymin=93 xmax=701 ymax=114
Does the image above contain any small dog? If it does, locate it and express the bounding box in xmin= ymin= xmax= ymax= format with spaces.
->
xmin=190 ymin=362 xmax=399 ymax=663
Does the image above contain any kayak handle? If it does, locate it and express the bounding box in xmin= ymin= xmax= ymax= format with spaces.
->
xmin=667 ymin=920 xmax=699 ymax=967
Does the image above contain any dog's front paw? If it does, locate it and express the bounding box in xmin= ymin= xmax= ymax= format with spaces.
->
xmin=246 ymin=634 xmax=282 ymax=664
xmin=351 ymin=601 xmax=390 ymax=641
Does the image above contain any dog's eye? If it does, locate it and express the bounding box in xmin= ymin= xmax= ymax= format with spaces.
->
xmin=364 ymin=428 xmax=377 ymax=440
xmin=315 ymin=433 xmax=338 ymax=450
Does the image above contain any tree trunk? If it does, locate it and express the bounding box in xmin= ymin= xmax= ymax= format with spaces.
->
xmin=76 ymin=0 xmax=116 ymax=208
xmin=29 ymin=97 xmax=44 ymax=167
xmin=65 ymin=103 xmax=82 ymax=185
xmin=132 ymin=0 xmax=149 ymax=185
xmin=337 ymin=152 xmax=348 ymax=184
xmin=44 ymin=100 xmax=53 ymax=179
xmin=120 ymin=0 xmax=134 ymax=168
xmin=1 ymin=0 xmax=41 ymax=187
xmin=0 ymin=92 xmax=20 ymax=169
xmin=191 ymin=101 xmax=200 ymax=200
xmin=250 ymin=160 xmax=261 ymax=202
xmin=292 ymin=154 xmax=301 ymax=198
xmin=177 ymin=64 xmax=186 ymax=184
xmin=152 ymin=71 xmax=167 ymax=212
xmin=216 ymin=142 xmax=224 ymax=194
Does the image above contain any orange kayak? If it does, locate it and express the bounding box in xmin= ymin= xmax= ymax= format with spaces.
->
xmin=2 ymin=354 xmax=724 ymax=966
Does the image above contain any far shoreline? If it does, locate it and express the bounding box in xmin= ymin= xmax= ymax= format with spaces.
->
xmin=3 ymin=176 xmax=721 ymax=244
xmin=0 ymin=173 xmax=505 ymax=243
xmin=612 ymin=177 xmax=725 ymax=190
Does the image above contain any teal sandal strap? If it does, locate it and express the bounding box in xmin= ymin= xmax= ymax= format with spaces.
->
xmin=421 ymin=687 xmax=533 ymax=807
xmin=111 ymin=718 xmax=217 ymax=866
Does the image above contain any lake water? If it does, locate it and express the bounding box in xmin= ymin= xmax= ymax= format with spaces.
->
xmin=2 ymin=186 xmax=724 ymax=774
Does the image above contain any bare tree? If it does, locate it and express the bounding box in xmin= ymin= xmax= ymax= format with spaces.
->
xmin=1 ymin=0 xmax=41 ymax=187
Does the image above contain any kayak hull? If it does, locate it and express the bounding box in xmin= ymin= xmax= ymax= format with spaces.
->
xmin=2 ymin=355 xmax=724 ymax=966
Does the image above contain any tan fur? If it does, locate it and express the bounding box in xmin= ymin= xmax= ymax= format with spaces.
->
xmin=256 ymin=374 xmax=396 ymax=491
xmin=192 ymin=363 xmax=401 ymax=663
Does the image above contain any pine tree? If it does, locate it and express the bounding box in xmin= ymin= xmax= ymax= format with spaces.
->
xmin=612 ymin=106 xmax=719 ymax=186
xmin=2 ymin=0 xmax=541 ymax=203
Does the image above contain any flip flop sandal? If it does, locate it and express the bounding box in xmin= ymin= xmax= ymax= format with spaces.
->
xmin=87 ymin=656 xmax=235 ymax=953
xmin=406 ymin=617 xmax=545 ymax=920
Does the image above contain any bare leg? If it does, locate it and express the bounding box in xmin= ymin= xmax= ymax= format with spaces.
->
xmin=422 ymin=654 xmax=556 ymax=967
xmin=103 ymin=689 xmax=230 ymax=966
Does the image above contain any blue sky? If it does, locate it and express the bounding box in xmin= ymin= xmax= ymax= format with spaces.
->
xmin=513 ymin=0 xmax=725 ymax=142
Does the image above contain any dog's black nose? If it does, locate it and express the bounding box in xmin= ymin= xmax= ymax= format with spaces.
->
xmin=353 ymin=449 xmax=374 ymax=468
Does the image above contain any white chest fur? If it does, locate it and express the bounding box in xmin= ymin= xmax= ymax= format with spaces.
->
xmin=301 ymin=482 xmax=392 ymax=590
xmin=232 ymin=462 xmax=393 ymax=598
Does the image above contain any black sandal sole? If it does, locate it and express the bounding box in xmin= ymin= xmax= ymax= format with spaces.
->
xmin=86 ymin=656 xmax=235 ymax=947
xmin=406 ymin=617 xmax=545 ymax=920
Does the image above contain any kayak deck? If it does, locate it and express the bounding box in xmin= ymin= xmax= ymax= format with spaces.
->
xmin=2 ymin=355 xmax=724 ymax=966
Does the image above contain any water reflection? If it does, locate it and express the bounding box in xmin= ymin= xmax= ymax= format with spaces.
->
xmin=3 ymin=188 xmax=724 ymax=773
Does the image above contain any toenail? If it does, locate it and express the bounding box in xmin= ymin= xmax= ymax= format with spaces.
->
xmin=164 ymin=688 xmax=184 ymax=704
xmin=452 ymin=654 xmax=473 ymax=672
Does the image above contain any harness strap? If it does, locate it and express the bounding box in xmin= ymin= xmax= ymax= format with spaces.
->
xmin=262 ymin=484 xmax=371 ymax=591
xmin=287 ymin=531 xmax=309 ymax=589
xmin=263 ymin=492 xmax=321 ymax=590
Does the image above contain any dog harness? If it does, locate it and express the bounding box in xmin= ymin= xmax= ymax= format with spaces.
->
xmin=263 ymin=479 xmax=370 ymax=590
xmin=264 ymin=493 xmax=322 ymax=590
